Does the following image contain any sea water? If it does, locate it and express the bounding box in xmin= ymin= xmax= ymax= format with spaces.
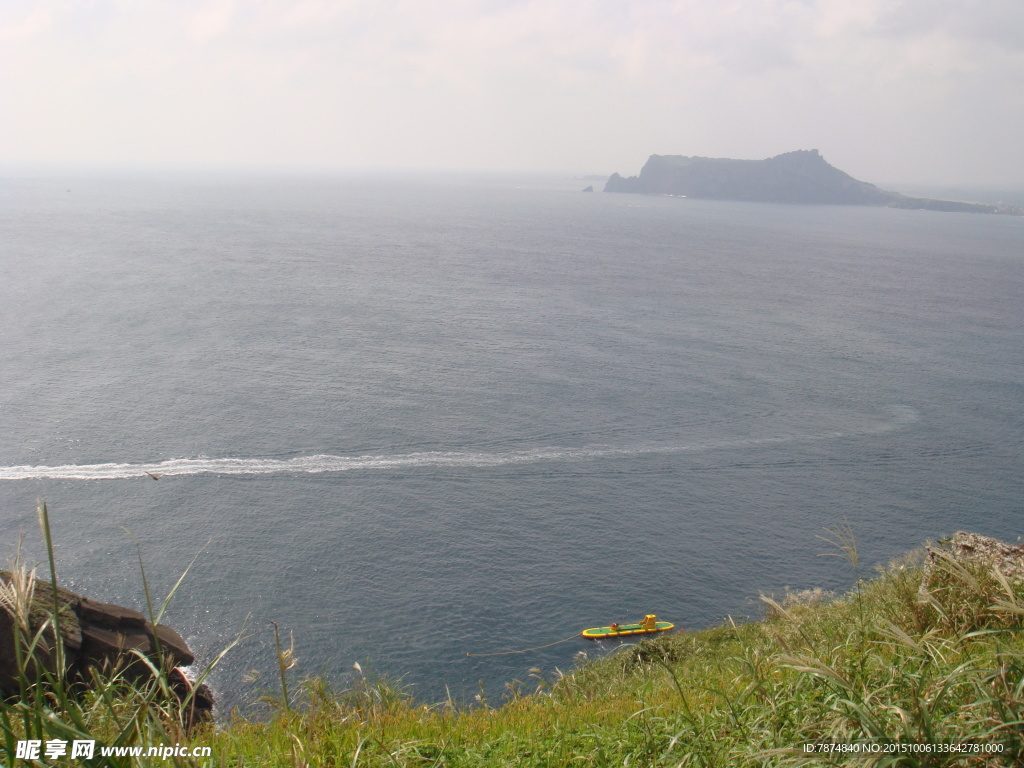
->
xmin=1 ymin=171 xmax=1023 ymax=708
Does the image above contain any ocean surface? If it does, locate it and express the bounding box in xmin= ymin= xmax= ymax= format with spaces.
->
xmin=2 ymin=171 xmax=1023 ymax=710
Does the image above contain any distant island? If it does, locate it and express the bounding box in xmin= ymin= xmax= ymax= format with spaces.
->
xmin=605 ymin=150 xmax=1017 ymax=214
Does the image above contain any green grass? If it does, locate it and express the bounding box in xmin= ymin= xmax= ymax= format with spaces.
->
xmin=4 ymin=508 xmax=1024 ymax=766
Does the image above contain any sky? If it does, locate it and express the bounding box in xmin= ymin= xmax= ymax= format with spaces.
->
xmin=2 ymin=0 xmax=1022 ymax=185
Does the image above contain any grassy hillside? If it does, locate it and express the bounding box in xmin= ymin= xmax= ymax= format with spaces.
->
xmin=4 ymin=518 xmax=1024 ymax=766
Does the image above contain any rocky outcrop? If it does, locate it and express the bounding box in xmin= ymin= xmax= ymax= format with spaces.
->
xmin=924 ymin=532 xmax=1024 ymax=583
xmin=0 ymin=571 xmax=213 ymax=724
xmin=605 ymin=150 xmax=1003 ymax=213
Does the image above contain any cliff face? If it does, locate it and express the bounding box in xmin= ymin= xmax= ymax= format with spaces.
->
xmin=605 ymin=150 xmax=999 ymax=212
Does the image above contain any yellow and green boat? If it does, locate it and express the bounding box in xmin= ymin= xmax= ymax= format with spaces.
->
xmin=581 ymin=614 xmax=674 ymax=639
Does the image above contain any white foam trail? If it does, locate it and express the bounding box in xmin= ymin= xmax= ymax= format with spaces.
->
xmin=0 ymin=448 xmax=635 ymax=480
xmin=0 ymin=406 xmax=919 ymax=481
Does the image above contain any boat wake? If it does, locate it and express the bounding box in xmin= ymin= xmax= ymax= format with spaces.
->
xmin=0 ymin=406 xmax=919 ymax=481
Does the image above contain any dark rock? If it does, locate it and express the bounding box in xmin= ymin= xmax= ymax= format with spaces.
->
xmin=0 ymin=609 xmax=53 ymax=694
xmin=79 ymin=623 xmax=152 ymax=659
xmin=149 ymin=623 xmax=195 ymax=667
xmin=78 ymin=598 xmax=148 ymax=629
xmin=168 ymin=667 xmax=215 ymax=729
xmin=0 ymin=570 xmax=212 ymax=723
xmin=62 ymin=612 xmax=83 ymax=651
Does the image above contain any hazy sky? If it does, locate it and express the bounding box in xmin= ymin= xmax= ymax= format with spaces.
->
xmin=2 ymin=0 xmax=1022 ymax=184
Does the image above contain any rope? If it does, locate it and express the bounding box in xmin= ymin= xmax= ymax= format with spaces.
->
xmin=466 ymin=633 xmax=582 ymax=657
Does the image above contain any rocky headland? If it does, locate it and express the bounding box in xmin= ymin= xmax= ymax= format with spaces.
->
xmin=605 ymin=150 xmax=1018 ymax=214
xmin=0 ymin=571 xmax=213 ymax=724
